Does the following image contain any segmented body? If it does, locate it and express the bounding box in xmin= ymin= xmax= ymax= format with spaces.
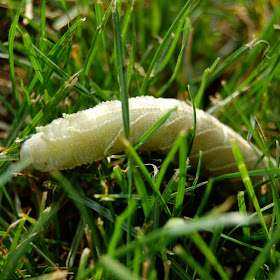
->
xmin=21 ymin=96 xmax=266 ymax=174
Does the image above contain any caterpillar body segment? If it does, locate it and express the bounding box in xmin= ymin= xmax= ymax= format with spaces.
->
xmin=21 ymin=96 xmax=269 ymax=175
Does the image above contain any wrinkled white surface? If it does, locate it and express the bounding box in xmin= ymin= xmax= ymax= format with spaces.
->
xmin=20 ymin=96 xmax=265 ymax=174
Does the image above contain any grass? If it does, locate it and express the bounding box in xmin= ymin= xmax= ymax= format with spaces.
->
xmin=0 ymin=0 xmax=280 ymax=279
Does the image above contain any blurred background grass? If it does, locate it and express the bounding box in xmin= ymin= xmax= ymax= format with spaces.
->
xmin=0 ymin=0 xmax=280 ymax=279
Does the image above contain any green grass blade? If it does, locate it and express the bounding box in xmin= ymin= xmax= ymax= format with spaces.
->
xmin=231 ymin=140 xmax=270 ymax=240
xmin=191 ymin=150 xmax=203 ymax=188
xmin=194 ymin=178 xmax=214 ymax=219
xmin=48 ymin=18 xmax=86 ymax=58
xmin=127 ymin=9 xmax=136 ymax=89
xmin=8 ymin=0 xmax=25 ymax=106
xmin=8 ymin=218 xmax=26 ymax=251
xmin=99 ymin=255 xmax=139 ymax=280
xmin=140 ymin=0 xmax=194 ymax=95
xmin=112 ymin=1 xmax=132 ymax=261
xmin=190 ymin=232 xmax=229 ymax=280
xmin=154 ymin=131 xmax=186 ymax=192
xmin=0 ymin=194 xmax=65 ymax=280
xmin=121 ymin=0 xmax=134 ymax=43
xmin=1 ymin=184 xmax=19 ymax=218
xmin=0 ymin=158 xmax=31 ymax=187
xmin=244 ymin=226 xmax=280 ymax=280
xmin=187 ymin=85 xmax=196 ymax=156
xmin=51 ymin=172 xmax=103 ymax=257
xmin=66 ymin=218 xmax=85 ymax=267
xmin=204 ymin=226 xmax=224 ymax=275
xmin=19 ymin=75 xmax=35 ymax=118
xmin=39 ymin=0 xmax=46 ymax=49
xmin=113 ymin=165 xmax=128 ymax=194
xmin=113 ymin=1 xmax=129 ymax=139
xmin=84 ymin=0 xmax=113 ymax=75
xmin=153 ymin=14 xmax=186 ymax=75
xmin=237 ymin=191 xmax=250 ymax=240
xmin=222 ymin=81 xmax=268 ymax=159
xmin=2 ymin=98 xmax=29 ymax=148
xmin=133 ymin=107 xmax=177 ymax=150
xmin=169 ymin=257 xmax=193 ymax=280
xmin=110 ymin=213 xmax=254 ymax=259
xmin=132 ymin=167 xmax=151 ymax=218
xmin=174 ymin=245 xmax=215 ymax=280
xmin=205 ymin=44 xmax=251 ymax=88
xmin=107 ymin=200 xmax=136 ymax=255
xmin=124 ymin=140 xmax=172 ymax=218
xmin=30 ymin=242 xmax=58 ymax=270
xmin=156 ymin=18 xmax=191 ymax=97
xmin=195 ymin=57 xmax=220 ymax=108
xmin=22 ymin=31 xmax=44 ymax=84
xmin=162 ymin=171 xmax=179 ymax=204
xmin=173 ymin=130 xmax=188 ymax=217
xmin=32 ymin=46 xmax=91 ymax=98
xmin=19 ymin=75 xmax=77 ymax=136
xmin=76 ymin=248 xmax=91 ymax=280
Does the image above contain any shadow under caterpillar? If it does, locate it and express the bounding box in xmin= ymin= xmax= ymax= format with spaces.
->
xmin=21 ymin=96 xmax=272 ymax=176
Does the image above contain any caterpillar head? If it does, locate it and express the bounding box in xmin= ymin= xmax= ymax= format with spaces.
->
xmin=21 ymin=135 xmax=54 ymax=172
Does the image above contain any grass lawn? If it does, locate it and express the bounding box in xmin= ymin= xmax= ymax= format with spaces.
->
xmin=0 ymin=0 xmax=280 ymax=279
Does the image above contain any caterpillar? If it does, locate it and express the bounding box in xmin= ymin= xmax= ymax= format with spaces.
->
xmin=21 ymin=96 xmax=270 ymax=175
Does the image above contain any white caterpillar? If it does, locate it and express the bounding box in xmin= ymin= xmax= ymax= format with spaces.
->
xmin=21 ymin=96 xmax=270 ymax=175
